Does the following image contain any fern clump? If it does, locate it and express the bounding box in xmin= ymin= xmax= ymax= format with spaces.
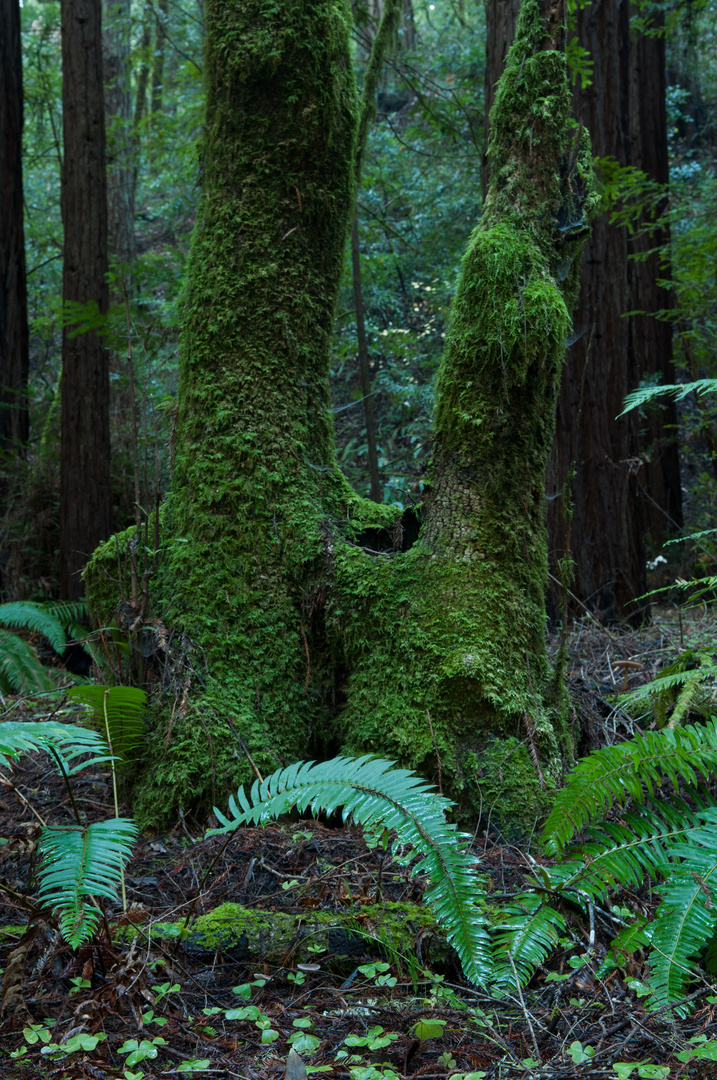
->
xmin=0 ymin=599 xmax=88 ymax=694
xmin=0 ymin=711 xmax=138 ymax=948
xmin=522 ymin=719 xmax=717 ymax=1014
xmin=209 ymin=755 xmax=492 ymax=987
xmin=38 ymin=818 xmax=138 ymax=947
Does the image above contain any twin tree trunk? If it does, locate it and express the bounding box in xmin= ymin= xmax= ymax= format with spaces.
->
xmin=60 ymin=0 xmax=112 ymax=599
xmin=486 ymin=0 xmax=681 ymax=623
xmin=87 ymin=0 xmax=597 ymax=835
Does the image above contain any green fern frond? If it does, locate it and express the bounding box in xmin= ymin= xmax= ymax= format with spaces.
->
xmin=0 ymin=600 xmax=68 ymax=653
xmin=598 ymin=918 xmax=652 ymax=978
xmin=41 ymin=600 xmax=88 ymax=626
xmin=550 ymin=803 xmax=698 ymax=900
xmin=208 ymin=755 xmax=492 ymax=986
xmin=621 ymin=651 xmax=717 ymax=729
xmin=0 ymin=719 xmax=113 ymax=773
xmin=542 ymin=720 xmax=717 ymax=855
xmin=645 ymin=811 xmax=717 ymax=1013
xmin=37 ymin=818 xmax=137 ymax=948
xmin=0 ymin=628 xmax=53 ymax=693
xmin=492 ymin=893 xmax=566 ymax=991
xmin=619 ymin=378 xmax=717 ymax=417
xmin=68 ymin=686 xmax=147 ymax=762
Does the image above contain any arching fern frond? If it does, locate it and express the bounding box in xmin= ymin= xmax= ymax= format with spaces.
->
xmin=68 ymin=686 xmax=147 ymax=762
xmin=0 ymin=600 xmax=68 ymax=654
xmin=619 ymin=378 xmax=717 ymax=417
xmin=542 ymin=719 xmax=717 ymax=855
xmin=37 ymin=819 xmax=138 ymax=947
xmin=0 ymin=720 xmax=109 ymax=769
xmin=492 ymin=893 xmax=566 ymax=991
xmin=645 ymin=811 xmax=717 ymax=1014
xmin=0 ymin=628 xmax=53 ymax=693
xmin=548 ymin=803 xmax=698 ymax=900
xmin=208 ymin=756 xmax=492 ymax=987
xmin=621 ymin=651 xmax=717 ymax=730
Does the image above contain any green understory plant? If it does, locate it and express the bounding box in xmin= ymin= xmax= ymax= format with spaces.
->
xmin=0 ymin=599 xmax=87 ymax=693
xmin=0 ymin=686 xmax=145 ymax=946
xmin=620 ymin=648 xmax=717 ymax=728
xmin=208 ymin=756 xmax=491 ymax=987
xmin=494 ymin=718 xmax=717 ymax=1013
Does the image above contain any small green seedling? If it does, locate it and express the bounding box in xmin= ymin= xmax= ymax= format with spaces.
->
xmin=344 ymin=1026 xmax=399 ymax=1051
xmin=41 ymin=1032 xmax=106 ymax=1058
xmin=68 ymin=976 xmax=92 ymax=995
xmin=152 ymin=981 xmax=181 ymax=1004
xmin=141 ymin=1009 xmax=167 ymax=1027
xmin=23 ymin=1023 xmax=52 ymax=1045
xmin=357 ymin=961 xmax=397 ymax=987
xmin=117 ymin=1036 xmax=167 ymax=1066
xmin=568 ymin=1041 xmax=595 ymax=1065
xmin=412 ymin=1018 xmax=446 ymax=1042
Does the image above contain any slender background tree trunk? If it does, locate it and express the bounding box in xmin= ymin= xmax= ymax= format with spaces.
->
xmin=103 ymin=0 xmax=136 ymax=283
xmin=60 ymin=0 xmax=111 ymax=599
xmin=0 ymin=0 xmax=30 ymax=459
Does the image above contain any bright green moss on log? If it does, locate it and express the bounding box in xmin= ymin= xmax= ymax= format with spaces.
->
xmin=86 ymin=0 xmax=597 ymax=836
xmin=120 ymin=900 xmax=449 ymax=971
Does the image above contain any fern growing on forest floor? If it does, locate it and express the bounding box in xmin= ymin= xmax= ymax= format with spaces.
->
xmin=494 ymin=719 xmax=717 ymax=1013
xmin=621 ymin=649 xmax=717 ymax=728
xmin=209 ymin=756 xmax=492 ymax=987
xmin=0 ymin=689 xmax=144 ymax=947
xmin=0 ymin=599 xmax=88 ymax=694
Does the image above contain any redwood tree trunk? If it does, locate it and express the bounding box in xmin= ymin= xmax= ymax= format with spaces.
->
xmin=0 ymin=0 xmax=30 ymax=457
xmin=103 ymin=0 xmax=136 ymax=280
xmin=60 ymin=0 xmax=111 ymax=599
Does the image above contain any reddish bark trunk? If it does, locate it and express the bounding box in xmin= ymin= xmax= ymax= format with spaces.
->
xmin=60 ymin=0 xmax=112 ymax=599
xmin=0 ymin=0 xmax=30 ymax=456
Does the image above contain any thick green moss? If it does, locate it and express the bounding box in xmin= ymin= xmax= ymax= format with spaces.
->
xmin=333 ymin=0 xmax=598 ymax=835
xmin=121 ymin=900 xmax=448 ymax=969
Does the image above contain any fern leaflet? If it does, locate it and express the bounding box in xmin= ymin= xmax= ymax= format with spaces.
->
xmin=68 ymin=685 xmax=147 ymax=762
xmin=493 ymin=893 xmax=566 ymax=991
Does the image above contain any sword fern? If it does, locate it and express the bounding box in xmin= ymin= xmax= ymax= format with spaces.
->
xmin=208 ymin=755 xmax=492 ymax=987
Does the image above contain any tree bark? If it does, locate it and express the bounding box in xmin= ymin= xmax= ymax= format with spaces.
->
xmin=0 ymin=0 xmax=30 ymax=457
xmin=86 ymin=0 xmax=597 ymax=836
xmin=485 ymin=0 xmax=681 ymax=622
xmin=60 ymin=0 xmax=111 ymax=599
xmin=150 ymin=0 xmax=169 ymax=117
xmin=103 ymin=0 xmax=136 ymax=281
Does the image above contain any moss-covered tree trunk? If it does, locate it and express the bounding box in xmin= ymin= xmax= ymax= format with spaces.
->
xmin=87 ymin=0 xmax=597 ymax=835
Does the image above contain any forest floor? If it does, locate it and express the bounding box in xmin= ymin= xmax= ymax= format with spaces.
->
xmin=2 ymin=607 xmax=717 ymax=1080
